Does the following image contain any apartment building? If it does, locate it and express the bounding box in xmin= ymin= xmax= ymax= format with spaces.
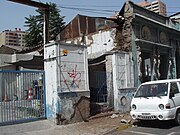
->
xmin=0 ymin=28 xmax=27 ymax=46
xmin=138 ymin=0 xmax=167 ymax=16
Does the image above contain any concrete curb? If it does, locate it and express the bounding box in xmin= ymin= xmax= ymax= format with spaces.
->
xmin=102 ymin=123 xmax=132 ymax=135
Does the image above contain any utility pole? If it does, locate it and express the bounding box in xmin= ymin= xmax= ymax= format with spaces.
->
xmin=7 ymin=0 xmax=50 ymax=44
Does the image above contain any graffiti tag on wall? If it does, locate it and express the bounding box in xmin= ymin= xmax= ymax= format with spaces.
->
xmin=63 ymin=65 xmax=81 ymax=89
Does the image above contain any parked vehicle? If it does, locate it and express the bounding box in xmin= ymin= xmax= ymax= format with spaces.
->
xmin=130 ymin=79 xmax=180 ymax=125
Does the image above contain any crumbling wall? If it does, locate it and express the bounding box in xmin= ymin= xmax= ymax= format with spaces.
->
xmin=44 ymin=42 xmax=90 ymax=125
xmin=116 ymin=2 xmax=134 ymax=52
xmin=70 ymin=96 xmax=90 ymax=123
xmin=56 ymin=92 xmax=90 ymax=125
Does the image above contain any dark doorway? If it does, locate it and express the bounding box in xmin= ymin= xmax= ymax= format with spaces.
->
xmin=88 ymin=56 xmax=108 ymax=115
xmin=159 ymin=54 xmax=169 ymax=79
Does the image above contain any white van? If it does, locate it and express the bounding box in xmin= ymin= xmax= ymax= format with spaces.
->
xmin=130 ymin=79 xmax=180 ymax=125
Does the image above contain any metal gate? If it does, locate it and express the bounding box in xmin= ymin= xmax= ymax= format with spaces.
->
xmin=90 ymin=71 xmax=108 ymax=103
xmin=0 ymin=70 xmax=45 ymax=125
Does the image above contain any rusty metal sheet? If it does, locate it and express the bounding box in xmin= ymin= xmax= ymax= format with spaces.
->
xmin=60 ymin=15 xmax=117 ymax=41
xmin=88 ymin=17 xmax=96 ymax=34
xmin=79 ymin=15 xmax=87 ymax=35
xmin=71 ymin=16 xmax=79 ymax=38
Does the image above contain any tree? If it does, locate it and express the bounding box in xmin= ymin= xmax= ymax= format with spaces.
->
xmin=24 ymin=3 xmax=65 ymax=46
xmin=24 ymin=15 xmax=43 ymax=46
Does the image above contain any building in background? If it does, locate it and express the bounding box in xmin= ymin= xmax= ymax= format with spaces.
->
xmin=138 ymin=0 xmax=167 ymax=16
xmin=0 ymin=28 xmax=27 ymax=46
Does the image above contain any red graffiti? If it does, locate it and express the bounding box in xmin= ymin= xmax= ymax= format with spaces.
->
xmin=64 ymin=65 xmax=81 ymax=88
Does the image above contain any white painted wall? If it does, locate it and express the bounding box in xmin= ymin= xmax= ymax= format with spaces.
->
xmin=57 ymin=44 xmax=89 ymax=92
xmin=65 ymin=29 xmax=117 ymax=59
xmin=112 ymin=52 xmax=134 ymax=111
xmin=44 ymin=44 xmax=58 ymax=120
xmin=87 ymin=29 xmax=116 ymax=57
xmin=44 ymin=42 xmax=89 ymax=122
xmin=0 ymin=54 xmax=16 ymax=70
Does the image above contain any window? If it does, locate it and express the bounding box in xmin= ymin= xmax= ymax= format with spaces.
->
xmin=135 ymin=83 xmax=168 ymax=97
xmin=170 ymin=82 xmax=179 ymax=95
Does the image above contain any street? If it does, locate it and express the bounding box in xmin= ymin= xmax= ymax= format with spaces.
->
xmin=107 ymin=120 xmax=180 ymax=135
xmin=1 ymin=112 xmax=180 ymax=135
xmin=0 ymin=112 xmax=130 ymax=135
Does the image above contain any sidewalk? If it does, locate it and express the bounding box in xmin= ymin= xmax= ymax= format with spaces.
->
xmin=0 ymin=112 xmax=132 ymax=135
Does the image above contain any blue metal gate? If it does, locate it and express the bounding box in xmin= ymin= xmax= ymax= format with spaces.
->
xmin=0 ymin=70 xmax=46 ymax=125
xmin=90 ymin=71 xmax=108 ymax=103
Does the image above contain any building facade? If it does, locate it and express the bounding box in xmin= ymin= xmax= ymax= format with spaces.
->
xmin=58 ymin=14 xmax=135 ymax=113
xmin=138 ymin=0 xmax=167 ymax=16
xmin=58 ymin=1 xmax=180 ymax=113
xmin=44 ymin=42 xmax=90 ymax=124
xmin=0 ymin=28 xmax=26 ymax=46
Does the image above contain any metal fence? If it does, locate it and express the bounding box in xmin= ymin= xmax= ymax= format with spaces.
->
xmin=90 ymin=71 xmax=111 ymax=103
xmin=0 ymin=70 xmax=45 ymax=125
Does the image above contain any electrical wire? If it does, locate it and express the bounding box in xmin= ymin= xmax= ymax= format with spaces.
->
xmin=61 ymin=4 xmax=180 ymax=8
xmin=61 ymin=5 xmax=121 ymax=8
xmin=58 ymin=5 xmax=179 ymax=15
xmin=58 ymin=6 xmax=119 ymax=16
xmin=59 ymin=6 xmax=117 ymax=13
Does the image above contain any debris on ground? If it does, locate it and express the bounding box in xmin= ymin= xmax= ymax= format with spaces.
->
xmin=0 ymin=111 xmax=133 ymax=135
xmin=110 ymin=114 xmax=119 ymax=119
xmin=121 ymin=119 xmax=128 ymax=124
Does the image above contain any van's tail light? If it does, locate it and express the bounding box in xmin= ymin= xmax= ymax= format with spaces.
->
xmin=165 ymin=103 xmax=171 ymax=109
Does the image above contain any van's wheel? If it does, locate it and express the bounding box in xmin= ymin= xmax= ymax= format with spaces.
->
xmin=175 ymin=110 xmax=180 ymax=125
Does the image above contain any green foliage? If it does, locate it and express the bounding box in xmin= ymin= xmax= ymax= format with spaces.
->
xmin=24 ymin=3 xmax=65 ymax=47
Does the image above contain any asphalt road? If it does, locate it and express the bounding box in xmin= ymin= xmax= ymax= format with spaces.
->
xmin=106 ymin=120 xmax=180 ymax=135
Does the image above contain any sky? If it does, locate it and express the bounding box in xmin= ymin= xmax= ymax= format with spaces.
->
xmin=0 ymin=0 xmax=179 ymax=32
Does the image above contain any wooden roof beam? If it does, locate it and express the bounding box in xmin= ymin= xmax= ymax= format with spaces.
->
xmin=7 ymin=0 xmax=49 ymax=10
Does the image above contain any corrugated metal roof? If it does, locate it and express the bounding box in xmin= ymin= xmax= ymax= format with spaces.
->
xmin=59 ymin=14 xmax=117 ymax=41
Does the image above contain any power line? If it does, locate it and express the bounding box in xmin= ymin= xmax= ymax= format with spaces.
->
xmin=58 ymin=6 xmax=118 ymax=16
xmin=61 ymin=5 xmax=121 ymax=8
xmin=59 ymin=6 xmax=118 ymax=13
xmin=61 ymin=4 xmax=180 ymax=9
xmin=58 ymin=4 xmax=179 ymax=17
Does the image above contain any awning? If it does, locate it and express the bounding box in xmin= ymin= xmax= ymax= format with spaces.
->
xmin=6 ymin=55 xmax=43 ymax=70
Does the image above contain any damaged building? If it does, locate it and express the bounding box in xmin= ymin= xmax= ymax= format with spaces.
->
xmin=44 ymin=42 xmax=90 ymax=124
xmin=56 ymin=1 xmax=180 ymax=118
